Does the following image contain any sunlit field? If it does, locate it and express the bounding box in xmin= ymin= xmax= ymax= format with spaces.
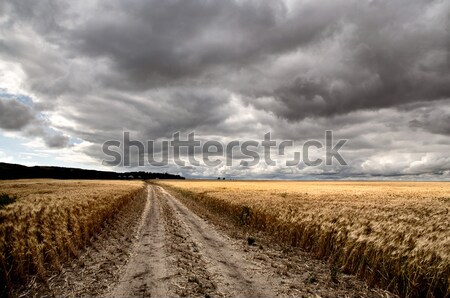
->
xmin=0 ymin=179 xmax=146 ymax=293
xmin=159 ymin=180 xmax=450 ymax=297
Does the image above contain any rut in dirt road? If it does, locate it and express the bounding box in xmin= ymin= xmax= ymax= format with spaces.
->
xmin=107 ymin=187 xmax=169 ymax=297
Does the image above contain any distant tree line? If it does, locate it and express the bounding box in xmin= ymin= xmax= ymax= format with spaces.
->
xmin=0 ymin=162 xmax=185 ymax=180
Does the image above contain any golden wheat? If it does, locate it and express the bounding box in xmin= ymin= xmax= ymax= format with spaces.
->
xmin=158 ymin=180 xmax=450 ymax=298
xmin=0 ymin=179 xmax=146 ymax=294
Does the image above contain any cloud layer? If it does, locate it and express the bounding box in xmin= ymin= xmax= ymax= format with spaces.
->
xmin=0 ymin=0 xmax=449 ymax=179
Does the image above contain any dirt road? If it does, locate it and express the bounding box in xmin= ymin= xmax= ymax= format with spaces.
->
xmin=108 ymin=185 xmax=276 ymax=297
xmin=106 ymin=185 xmax=393 ymax=298
xmin=107 ymin=186 xmax=169 ymax=297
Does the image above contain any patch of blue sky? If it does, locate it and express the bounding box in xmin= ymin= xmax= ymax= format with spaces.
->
xmin=0 ymin=90 xmax=34 ymax=107
xmin=69 ymin=136 xmax=83 ymax=146
xmin=0 ymin=134 xmax=58 ymax=167
xmin=0 ymin=134 xmax=43 ymax=165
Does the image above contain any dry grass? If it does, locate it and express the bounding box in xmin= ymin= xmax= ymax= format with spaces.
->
xmin=0 ymin=179 xmax=146 ymax=295
xmin=158 ymin=180 xmax=450 ymax=297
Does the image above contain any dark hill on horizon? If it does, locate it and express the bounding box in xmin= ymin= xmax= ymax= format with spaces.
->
xmin=0 ymin=162 xmax=184 ymax=180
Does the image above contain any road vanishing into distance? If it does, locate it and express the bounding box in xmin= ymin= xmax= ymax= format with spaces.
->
xmin=105 ymin=185 xmax=392 ymax=298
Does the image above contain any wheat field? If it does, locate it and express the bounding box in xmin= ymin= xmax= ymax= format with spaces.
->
xmin=158 ymin=180 xmax=450 ymax=297
xmin=0 ymin=179 xmax=146 ymax=293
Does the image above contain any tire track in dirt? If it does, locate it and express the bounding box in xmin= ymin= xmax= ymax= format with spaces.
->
xmin=107 ymin=187 xmax=170 ymax=297
xmin=159 ymin=187 xmax=218 ymax=297
xmin=157 ymin=186 xmax=277 ymax=298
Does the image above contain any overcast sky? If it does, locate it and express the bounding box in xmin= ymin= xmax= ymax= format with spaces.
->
xmin=1 ymin=0 xmax=449 ymax=179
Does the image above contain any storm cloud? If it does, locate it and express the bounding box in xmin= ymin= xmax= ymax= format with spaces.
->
xmin=0 ymin=97 xmax=34 ymax=129
xmin=0 ymin=0 xmax=449 ymax=178
xmin=0 ymin=95 xmax=69 ymax=148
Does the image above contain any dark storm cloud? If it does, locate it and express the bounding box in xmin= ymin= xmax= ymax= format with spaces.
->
xmin=23 ymin=124 xmax=70 ymax=148
xmin=3 ymin=0 xmax=449 ymax=116
xmin=0 ymin=97 xmax=34 ymax=129
xmin=43 ymin=133 xmax=69 ymax=148
xmin=0 ymin=97 xmax=69 ymax=148
xmin=253 ymin=1 xmax=450 ymax=120
xmin=408 ymin=100 xmax=450 ymax=135
xmin=66 ymin=0 xmax=450 ymax=120
xmin=55 ymin=87 xmax=236 ymax=146
xmin=70 ymin=0 xmax=339 ymax=87
xmin=1 ymin=0 xmax=450 ymax=178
